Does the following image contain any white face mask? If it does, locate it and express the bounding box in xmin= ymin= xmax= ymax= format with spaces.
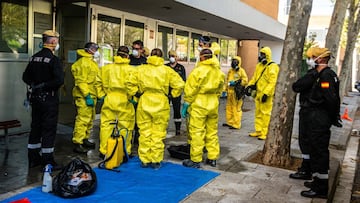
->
xmin=306 ymin=52 xmax=329 ymax=69
xmin=169 ymin=57 xmax=176 ymax=63
xmin=55 ymin=43 xmax=60 ymax=51
xmin=306 ymin=58 xmax=316 ymax=68
xmin=93 ymin=51 xmax=100 ymax=58
xmin=197 ymin=46 xmax=203 ymax=52
xmin=132 ymin=49 xmax=139 ymax=57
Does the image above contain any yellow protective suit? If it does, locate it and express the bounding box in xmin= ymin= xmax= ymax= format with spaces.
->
xmin=224 ymin=56 xmax=248 ymax=129
xmin=184 ymin=57 xmax=225 ymax=163
xmin=195 ymin=42 xmax=221 ymax=68
xmin=96 ymin=56 xmax=135 ymax=156
xmin=71 ymin=49 xmax=99 ymax=145
xmin=126 ymin=55 xmax=185 ymax=164
xmin=247 ymin=47 xmax=279 ymax=139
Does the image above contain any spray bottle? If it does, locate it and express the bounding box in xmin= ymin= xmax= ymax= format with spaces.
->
xmin=42 ymin=164 xmax=53 ymax=193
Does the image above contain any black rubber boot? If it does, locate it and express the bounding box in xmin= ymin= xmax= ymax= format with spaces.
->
xmin=42 ymin=153 xmax=63 ymax=171
xmin=182 ymin=159 xmax=200 ymax=168
xmin=289 ymin=161 xmax=312 ymax=180
xmin=83 ymin=139 xmax=95 ymax=149
xmin=28 ymin=148 xmax=41 ymax=168
xmin=301 ymin=177 xmax=328 ymax=199
xmin=175 ymin=122 xmax=181 ymax=136
xmin=73 ymin=143 xmax=89 ymax=153
xmin=205 ymin=159 xmax=217 ymax=167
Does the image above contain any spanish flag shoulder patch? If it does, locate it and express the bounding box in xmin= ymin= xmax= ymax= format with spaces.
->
xmin=321 ymin=82 xmax=330 ymax=88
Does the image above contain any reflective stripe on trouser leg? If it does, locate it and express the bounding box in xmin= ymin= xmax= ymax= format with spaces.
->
xmin=28 ymin=143 xmax=41 ymax=149
xmin=313 ymin=173 xmax=329 ymax=179
xmin=42 ymin=147 xmax=54 ymax=153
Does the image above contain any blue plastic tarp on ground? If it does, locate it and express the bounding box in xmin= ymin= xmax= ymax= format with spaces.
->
xmin=2 ymin=158 xmax=219 ymax=203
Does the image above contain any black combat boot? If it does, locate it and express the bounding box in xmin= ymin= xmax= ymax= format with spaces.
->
xmin=205 ymin=159 xmax=217 ymax=167
xmin=28 ymin=148 xmax=42 ymax=168
xmin=182 ymin=159 xmax=200 ymax=168
xmin=83 ymin=139 xmax=95 ymax=149
xmin=42 ymin=153 xmax=63 ymax=171
xmin=73 ymin=143 xmax=89 ymax=153
xmin=301 ymin=177 xmax=328 ymax=199
xmin=289 ymin=160 xmax=312 ymax=180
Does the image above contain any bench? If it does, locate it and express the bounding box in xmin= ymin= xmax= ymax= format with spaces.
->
xmin=0 ymin=120 xmax=21 ymax=149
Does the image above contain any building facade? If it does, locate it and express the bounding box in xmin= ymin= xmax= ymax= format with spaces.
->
xmin=0 ymin=0 xmax=286 ymax=131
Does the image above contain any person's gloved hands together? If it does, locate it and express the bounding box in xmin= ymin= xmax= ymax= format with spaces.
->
xmin=229 ymin=80 xmax=236 ymax=86
xmin=97 ymin=96 xmax=105 ymax=103
xmin=181 ymin=102 xmax=190 ymax=118
xmin=85 ymin=94 xmax=94 ymax=107
xmin=261 ymin=94 xmax=268 ymax=103
xmin=128 ymin=99 xmax=137 ymax=105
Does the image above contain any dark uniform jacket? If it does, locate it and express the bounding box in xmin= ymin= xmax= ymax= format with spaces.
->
xmin=129 ymin=55 xmax=147 ymax=66
xmin=23 ymin=48 xmax=64 ymax=93
xmin=293 ymin=67 xmax=340 ymax=124
xmin=165 ymin=62 xmax=186 ymax=81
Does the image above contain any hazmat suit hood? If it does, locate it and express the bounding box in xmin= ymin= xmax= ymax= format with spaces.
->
xmin=260 ymin=47 xmax=272 ymax=63
xmin=210 ymin=42 xmax=220 ymax=56
xmin=232 ymin=56 xmax=242 ymax=66
xmin=199 ymin=56 xmax=220 ymax=68
xmin=77 ymin=49 xmax=94 ymax=58
xmin=146 ymin=55 xmax=164 ymax=66
xmin=113 ymin=56 xmax=130 ymax=64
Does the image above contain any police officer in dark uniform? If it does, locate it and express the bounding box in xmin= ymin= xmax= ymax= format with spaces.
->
xmin=290 ymin=68 xmax=318 ymax=180
xmin=292 ymin=47 xmax=341 ymax=199
xmin=22 ymin=30 xmax=64 ymax=170
xmin=165 ymin=50 xmax=186 ymax=136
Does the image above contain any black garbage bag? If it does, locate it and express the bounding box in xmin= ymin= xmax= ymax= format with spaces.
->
xmin=53 ymin=158 xmax=97 ymax=198
xmin=167 ymin=144 xmax=190 ymax=160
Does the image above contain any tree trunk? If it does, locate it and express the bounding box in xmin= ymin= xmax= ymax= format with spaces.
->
xmin=339 ymin=0 xmax=360 ymax=98
xmin=325 ymin=0 xmax=350 ymax=70
xmin=262 ymin=0 xmax=313 ymax=167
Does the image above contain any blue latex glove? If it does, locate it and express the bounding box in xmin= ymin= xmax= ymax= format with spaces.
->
xmin=229 ymin=81 xmax=236 ymax=86
xmin=221 ymin=91 xmax=227 ymax=98
xmin=85 ymin=94 xmax=94 ymax=107
xmin=128 ymin=99 xmax=137 ymax=105
xmin=97 ymin=96 xmax=105 ymax=103
xmin=181 ymin=102 xmax=190 ymax=118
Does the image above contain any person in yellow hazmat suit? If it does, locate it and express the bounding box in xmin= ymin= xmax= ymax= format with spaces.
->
xmin=71 ymin=42 xmax=100 ymax=153
xmin=96 ymin=46 xmax=135 ymax=159
xmin=222 ymin=56 xmax=248 ymax=129
xmin=126 ymin=48 xmax=185 ymax=169
xmin=246 ymin=46 xmax=279 ymax=140
xmin=182 ymin=49 xmax=225 ymax=168
xmin=196 ymin=36 xmax=221 ymax=68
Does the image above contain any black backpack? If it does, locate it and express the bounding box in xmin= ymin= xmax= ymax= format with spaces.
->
xmin=52 ymin=158 xmax=97 ymax=198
